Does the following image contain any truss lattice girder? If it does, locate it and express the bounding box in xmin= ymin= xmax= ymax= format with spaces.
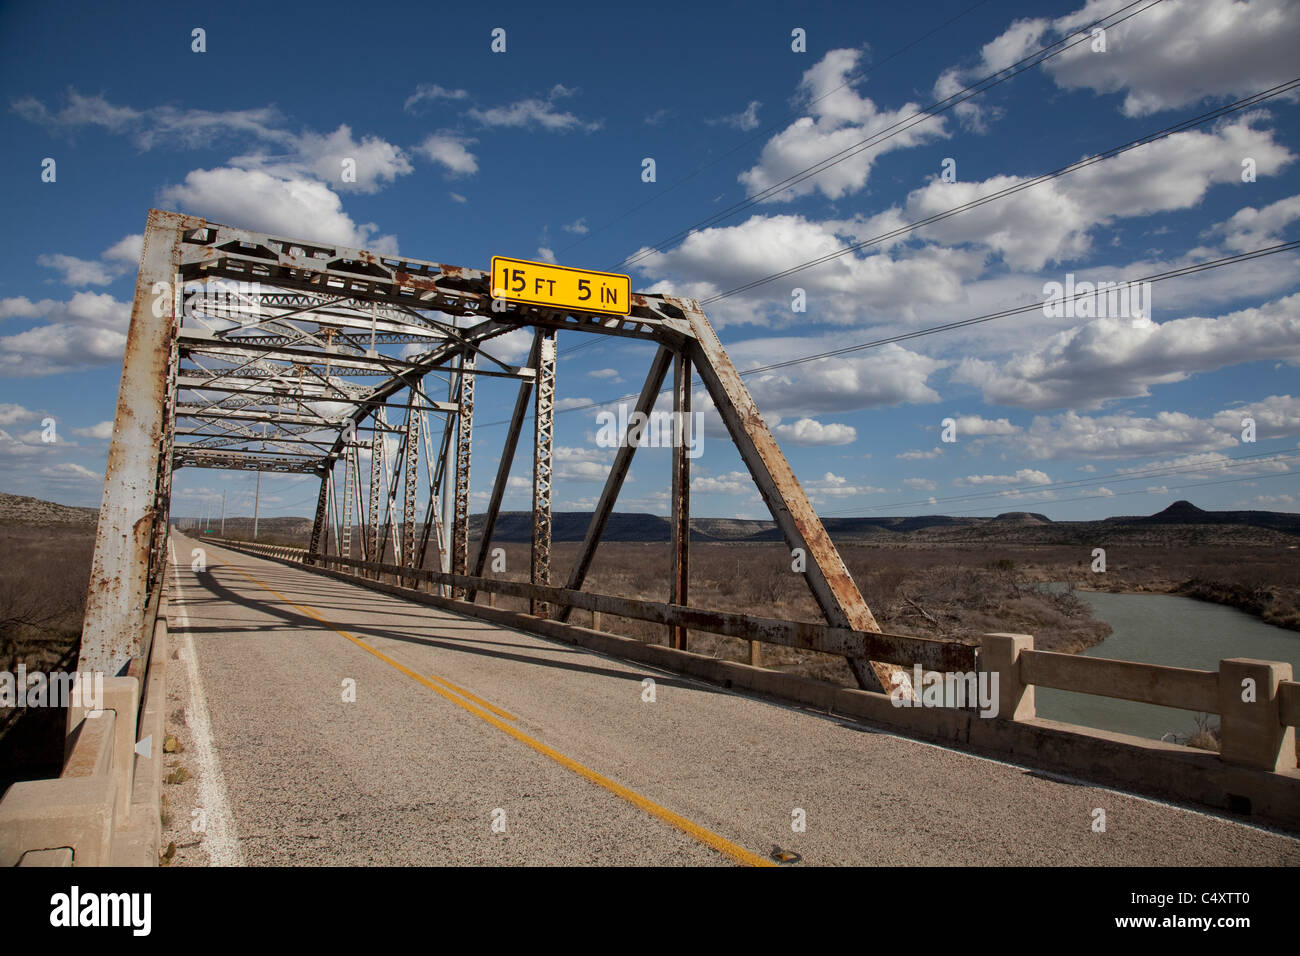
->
xmin=85 ymin=209 xmax=909 ymax=698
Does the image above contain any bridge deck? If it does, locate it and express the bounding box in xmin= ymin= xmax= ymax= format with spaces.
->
xmin=165 ymin=534 xmax=1300 ymax=866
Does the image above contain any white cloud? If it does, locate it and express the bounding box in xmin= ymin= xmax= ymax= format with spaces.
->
xmin=770 ymin=417 xmax=857 ymax=445
xmin=952 ymin=414 xmax=1021 ymax=437
xmin=692 ymin=471 xmax=751 ymax=495
xmin=1204 ymin=194 xmax=1300 ymax=252
xmin=36 ymin=234 xmax=146 ymax=288
xmin=711 ymin=100 xmax=761 ymax=131
xmin=234 ymin=124 xmax=413 ymax=194
xmin=563 ymin=218 xmax=589 ymax=235
xmin=0 ymin=404 xmax=41 ymax=426
xmin=36 ymin=254 xmax=116 ymax=286
xmin=537 ymin=247 xmax=558 ymax=264
xmin=955 ymin=294 xmax=1300 ymax=410
xmin=588 ymin=368 xmax=620 ymax=380
xmin=1007 ymin=398 xmax=1300 ymax=461
xmin=414 ymin=132 xmax=478 ymax=177
xmin=40 ymin=462 xmax=100 ymax=481
xmin=14 ymin=91 xmax=289 ymax=149
xmin=1043 ymin=0 xmax=1300 ymax=117
xmin=469 ymin=84 xmax=600 ymax=132
xmin=897 ymin=447 xmax=943 ymax=460
xmin=158 ymin=167 xmax=398 ymax=253
xmin=957 ymin=469 xmax=1052 ymax=486
xmin=404 ymin=84 xmax=470 ymax=111
xmin=738 ymin=49 xmax=948 ymax=202
xmin=0 ymin=292 xmax=132 ymax=376
xmin=103 ymin=234 xmax=143 ymax=267
xmin=883 ymin=116 xmax=1294 ymax=270
xmin=449 ymin=192 xmax=468 ymax=204
xmin=903 ymin=477 xmax=938 ymax=491
xmin=932 ymin=16 xmax=1048 ymax=131
xmin=71 ymin=421 xmax=114 ymax=439
xmin=804 ymin=471 xmax=888 ymax=501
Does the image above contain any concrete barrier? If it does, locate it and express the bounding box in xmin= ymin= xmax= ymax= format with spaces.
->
xmin=0 ymin=597 xmax=170 ymax=866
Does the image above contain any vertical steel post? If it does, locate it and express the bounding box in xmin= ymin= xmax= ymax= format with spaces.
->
xmin=468 ymin=336 xmax=537 ymax=603
xmin=670 ymin=349 xmax=691 ymax=650
xmin=368 ymin=409 xmax=384 ymax=570
xmin=452 ymin=352 xmax=476 ymax=598
xmin=402 ymin=393 xmax=421 ymax=584
xmin=530 ymin=329 xmax=556 ymax=617
xmin=79 ymin=209 xmax=198 ymax=679
xmin=307 ymin=468 xmax=330 ymax=563
xmin=341 ymin=445 xmax=354 ymax=558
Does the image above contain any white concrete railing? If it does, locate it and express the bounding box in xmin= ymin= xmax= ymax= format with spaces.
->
xmin=0 ymin=597 xmax=170 ymax=866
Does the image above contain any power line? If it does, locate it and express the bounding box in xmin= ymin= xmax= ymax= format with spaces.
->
xmin=557 ymin=0 xmax=995 ymax=258
xmin=732 ymin=240 xmax=1300 ymax=375
xmin=618 ymin=0 xmax=1164 ymax=271
xmin=474 ymin=239 xmax=1300 ymax=429
xmin=702 ymin=77 xmax=1300 ymax=303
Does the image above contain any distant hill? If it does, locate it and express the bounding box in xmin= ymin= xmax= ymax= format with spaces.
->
xmin=20 ymin=492 xmax=1300 ymax=546
xmin=0 ymin=492 xmax=96 ymax=526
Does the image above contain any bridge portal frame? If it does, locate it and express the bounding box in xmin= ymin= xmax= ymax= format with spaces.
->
xmin=79 ymin=208 xmax=907 ymax=697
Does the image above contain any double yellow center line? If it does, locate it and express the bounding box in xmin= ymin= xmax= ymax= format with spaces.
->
xmin=225 ymin=564 xmax=775 ymax=867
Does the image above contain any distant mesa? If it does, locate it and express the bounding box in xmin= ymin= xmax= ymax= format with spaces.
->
xmin=991 ymin=512 xmax=1052 ymax=524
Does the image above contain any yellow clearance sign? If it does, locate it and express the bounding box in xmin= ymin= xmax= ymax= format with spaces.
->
xmin=490 ymin=256 xmax=631 ymax=316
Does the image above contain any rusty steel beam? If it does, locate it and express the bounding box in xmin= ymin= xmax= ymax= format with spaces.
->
xmin=307 ymin=468 xmax=330 ymax=563
xmin=530 ymin=330 xmax=556 ymax=617
xmin=79 ymin=209 xmax=200 ymax=679
xmin=677 ymin=298 xmax=908 ymax=696
xmin=468 ymin=336 xmax=538 ymax=603
xmin=366 ymin=408 xmax=384 ymax=563
xmin=670 ymin=349 xmax=691 ymax=651
xmin=341 ymin=444 xmax=355 ymax=558
xmin=557 ymin=345 xmax=674 ymax=623
xmin=401 ymin=392 xmax=421 ymax=580
xmin=451 ymin=352 xmax=475 ymax=598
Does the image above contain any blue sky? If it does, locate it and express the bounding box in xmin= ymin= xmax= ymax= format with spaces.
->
xmin=1 ymin=0 xmax=1298 ymax=522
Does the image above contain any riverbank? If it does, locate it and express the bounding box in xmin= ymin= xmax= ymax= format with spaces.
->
xmin=1072 ymin=577 xmax=1300 ymax=632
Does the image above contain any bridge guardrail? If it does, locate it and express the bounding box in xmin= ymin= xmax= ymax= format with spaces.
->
xmin=207 ymin=537 xmax=975 ymax=672
xmin=0 ymin=593 xmax=170 ymax=866
xmin=209 ymin=535 xmax=1300 ymax=827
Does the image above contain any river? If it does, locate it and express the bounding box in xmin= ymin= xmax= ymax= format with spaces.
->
xmin=1033 ymin=587 xmax=1300 ymax=742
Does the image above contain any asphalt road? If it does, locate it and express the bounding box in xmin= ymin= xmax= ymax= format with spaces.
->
xmin=162 ymin=534 xmax=1300 ymax=866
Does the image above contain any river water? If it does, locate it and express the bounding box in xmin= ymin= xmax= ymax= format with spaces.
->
xmin=1033 ymin=587 xmax=1300 ymax=742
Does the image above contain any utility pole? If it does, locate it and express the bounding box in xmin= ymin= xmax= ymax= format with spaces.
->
xmin=220 ymin=489 xmax=226 ymax=536
xmin=253 ymin=471 xmax=261 ymax=540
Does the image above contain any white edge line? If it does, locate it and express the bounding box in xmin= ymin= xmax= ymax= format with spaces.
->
xmin=168 ymin=537 xmax=246 ymax=866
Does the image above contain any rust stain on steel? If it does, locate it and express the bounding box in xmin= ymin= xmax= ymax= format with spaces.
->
xmin=674 ymin=295 xmax=910 ymax=696
xmin=437 ymin=263 xmax=477 ymax=281
xmin=394 ymin=271 xmax=442 ymax=291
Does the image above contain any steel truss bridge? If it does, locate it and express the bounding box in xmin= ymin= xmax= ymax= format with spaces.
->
xmin=79 ymin=208 xmax=914 ymax=695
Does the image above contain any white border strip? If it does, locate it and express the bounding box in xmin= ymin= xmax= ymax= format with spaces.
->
xmin=168 ymin=538 xmax=245 ymax=866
